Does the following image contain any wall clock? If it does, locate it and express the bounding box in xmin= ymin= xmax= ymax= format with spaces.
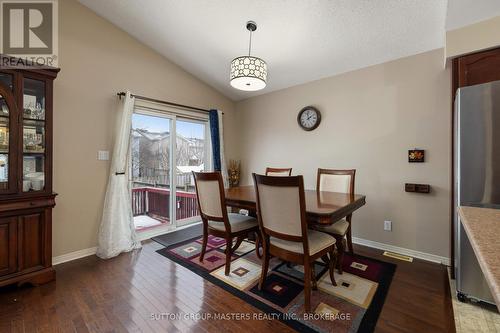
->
xmin=297 ymin=106 xmax=321 ymax=131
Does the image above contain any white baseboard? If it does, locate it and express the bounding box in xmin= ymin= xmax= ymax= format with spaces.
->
xmin=353 ymin=237 xmax=450 ymax=266
xmin=52 ymin=222 xmax=202 ymax=265
xmin=52 ymin=231 xmax=450 ymax=267
xmin=52 ymin=247 xmax=97 ymax=265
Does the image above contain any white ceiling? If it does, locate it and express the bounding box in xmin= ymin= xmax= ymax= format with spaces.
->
xmin=446 ymin=0 xmax=500 ymax=30
xmin=78 ymin=0 xmax=499 ymax=101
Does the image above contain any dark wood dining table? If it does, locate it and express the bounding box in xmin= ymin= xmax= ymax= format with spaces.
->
xmin=224 ymin=185 xmax=366 ymax=225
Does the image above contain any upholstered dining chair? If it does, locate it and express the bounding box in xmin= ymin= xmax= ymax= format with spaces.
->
xmin=193 ymin=171 xmax=260 ymax=276
xmin=265 ymin=167 xmax=292 ymax=176
xmin=253 ymin=173 xmax=337 ymax=312
xmin=313 ymin=168 xmax=356 ymax=274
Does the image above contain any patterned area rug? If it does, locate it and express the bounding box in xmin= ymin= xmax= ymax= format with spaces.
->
xmin=157 ymin=235 xmax=396 ymax=333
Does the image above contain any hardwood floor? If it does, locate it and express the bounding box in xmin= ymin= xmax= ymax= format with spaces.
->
xmin=0 ymin=240 xmax=455 ymax=333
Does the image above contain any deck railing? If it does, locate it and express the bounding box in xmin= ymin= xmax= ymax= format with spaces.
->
xmin=131 ymin=187 xmax=199 ymax=221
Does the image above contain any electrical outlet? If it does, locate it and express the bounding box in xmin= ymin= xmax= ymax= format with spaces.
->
xmin=384 ymin=220 xmax=392 ymax=231
xmin=97 ymin=150 xmax=109 ymax=161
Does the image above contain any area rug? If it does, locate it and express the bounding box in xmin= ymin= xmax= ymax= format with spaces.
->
xmin=157 ymin=236 xmax=396 ymax=333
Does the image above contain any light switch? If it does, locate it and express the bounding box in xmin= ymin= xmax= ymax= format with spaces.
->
xmin=384 ymin=220 xmax=392 ymax=231
xmin=98 ymin=150 xmax=109 ymax=161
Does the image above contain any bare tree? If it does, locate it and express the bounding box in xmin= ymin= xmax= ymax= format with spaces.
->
xmin=131 ymin=129 xmax=205 ymax=186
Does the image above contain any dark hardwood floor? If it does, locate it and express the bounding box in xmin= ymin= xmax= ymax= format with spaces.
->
xmin=0 ymin=240 xmax=455 ymax=333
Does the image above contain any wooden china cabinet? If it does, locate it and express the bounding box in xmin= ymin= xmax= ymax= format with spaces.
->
xmin=0 ymin=59 xmax=59 ymax=287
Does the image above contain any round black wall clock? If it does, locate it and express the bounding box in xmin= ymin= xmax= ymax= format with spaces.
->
xmin=297 ymin=106 xmax=321 ymax=131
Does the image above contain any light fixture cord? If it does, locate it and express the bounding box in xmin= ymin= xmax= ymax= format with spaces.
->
xmin=248 ymin=29 xmax=252 ymax=56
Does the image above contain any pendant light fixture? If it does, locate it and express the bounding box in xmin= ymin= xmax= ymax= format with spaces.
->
xmin=230 ymin=21 xmax=267 ymax=91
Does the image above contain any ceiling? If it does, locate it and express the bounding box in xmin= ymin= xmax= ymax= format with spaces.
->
xmin=78 ymin=0 xmax=500 ymax=101
xmin=446 ymin=0 xmax=500 ymax=30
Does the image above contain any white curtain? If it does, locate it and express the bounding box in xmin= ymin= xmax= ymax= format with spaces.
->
xmin=97 ymin=92 xmax=141 ymax=259
xmin=218 ymin=110 xmax=229 ymax=188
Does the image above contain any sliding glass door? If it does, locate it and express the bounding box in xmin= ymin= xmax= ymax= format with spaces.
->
xmin=130 ymin=109 xmax=210 ymax=233
xmin=174 ymin=118 xmax=210 ymax=227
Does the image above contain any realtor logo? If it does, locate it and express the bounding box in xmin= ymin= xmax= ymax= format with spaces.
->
xmin=0 ymin=0 xmax=58 ymax=67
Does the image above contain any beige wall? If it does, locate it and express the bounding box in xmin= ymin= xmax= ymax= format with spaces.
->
xmin=446 ymin=16 xmax=500 ymax=58
xmin=52 ymin=0 xmax=236 ymax=256
xmin=236 ymin=49 xmax=451 ymax=258
xmin=53 ymin=0 xmax=452 ymax=259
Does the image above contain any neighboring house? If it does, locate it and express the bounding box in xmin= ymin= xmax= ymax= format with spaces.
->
xmin=131 ymin=128 xmax=205 ymax=187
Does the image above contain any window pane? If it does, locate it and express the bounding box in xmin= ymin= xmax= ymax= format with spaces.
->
xmin=131 ymin=113 xmax=172 ymax=231
xmin=23 ymin=120 xmax=45 ymax=153
xmin=0 ymin=114 xmax=9 ymax=152
xmin=23 ymin=78 xmax=45 ymax=120
xmin=175 ymin=119 xmax=207 ymax=226
xmin=23 ymin=78 xmax=46 ymax=192
xmin=0 ymin=73 xmax=13 ymax=91
xmin=0 ymin=154 xmax=7 ymax=190
xmin=23 ymin=155 xmax=44 ymax=192
xmin=0 ymin=89 xmax=10 ymax=191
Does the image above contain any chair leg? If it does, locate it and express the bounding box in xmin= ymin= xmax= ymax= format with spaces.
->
xmin=304 ymin=260 xmax=312 ymax=312
xmin=259 ymin=246 xmax=270 ymax=290
xmin=346 ymin=220 xmax=354 ymax=254
xmin=336 ymin=236 xmax=345 ymax=274
xmin=255 ymin=231 xmax=262 ymax=259
xmin=224 ymin=237 xmax=233 ymax=276
xmin=199 ymin=224 xmax=208 ymax=262
xmin=329 ymin=247 xmax=337 ymax=286
xmin=230 ymin=236 xmax=244 ymax=253
xmin=311 ymin=263 xmax=318 ymax=290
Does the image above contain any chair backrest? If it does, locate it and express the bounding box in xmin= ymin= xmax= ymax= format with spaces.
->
xmin=253 ymin=174 xmax=309 ymax=251
xmin=192 ymin=172 xmax=228 ymax=224
xmin=317 ymin=168 xmax=356 ymax=194
xmin=265 ymin=167 xmax=292 ymax=176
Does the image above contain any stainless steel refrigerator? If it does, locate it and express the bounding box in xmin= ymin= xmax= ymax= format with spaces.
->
xmin=454 ymin=80 xmax=500 ymax=304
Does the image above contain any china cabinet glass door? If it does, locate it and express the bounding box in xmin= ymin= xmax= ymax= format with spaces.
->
xmin=22 ymin=78 xmax=46 ymax=192
xmin=0 ymin=73 xmax=15 ymax=192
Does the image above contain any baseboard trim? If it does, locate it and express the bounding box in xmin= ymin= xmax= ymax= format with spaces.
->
xmin=52 ymin=247 xmax=97 ymax=265
xmin=52 ymin=234 xmax=450 ymax=267
xmin=52 ymin=223 xmax=203 ymax=265
xmin=352 ymin=237 xmax=450 ymax=266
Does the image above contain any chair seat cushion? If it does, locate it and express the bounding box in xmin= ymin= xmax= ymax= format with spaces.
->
xmin=208 ymin=213 xmax=258 ymax=233
xmin=270 ymin=230 xmax=336 ymax=255
xmin=315 ymin=219 xmax=350 ymax=236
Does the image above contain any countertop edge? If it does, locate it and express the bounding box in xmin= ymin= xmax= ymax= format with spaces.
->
xmin=458 ymin=206 xmax=500 ymax=309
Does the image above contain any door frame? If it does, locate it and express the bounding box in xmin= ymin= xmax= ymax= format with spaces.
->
xmin=131 ymin=105 xmax=211 ymax=234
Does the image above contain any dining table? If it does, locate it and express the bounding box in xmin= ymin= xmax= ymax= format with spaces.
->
xmin=224 ymin=185 xmax=366 ymax=225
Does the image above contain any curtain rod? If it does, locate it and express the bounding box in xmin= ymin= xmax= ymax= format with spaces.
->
xmin=116 ymin=92 xmax=222 ymax=114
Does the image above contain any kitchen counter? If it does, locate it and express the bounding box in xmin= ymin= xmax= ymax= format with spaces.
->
xmin=458 ymin=206 xmax=500 ymax=308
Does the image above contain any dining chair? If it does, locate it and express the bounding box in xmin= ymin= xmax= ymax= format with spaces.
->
xmin=253 ymin=173 xmax=337 ymax=312
xmin=265 ymin=167 xmax=292 ymax=176
xmin=193 ymin=171 xmax=260 ymax=276
xmin=313 ymin=168 xmax=356 ymax=274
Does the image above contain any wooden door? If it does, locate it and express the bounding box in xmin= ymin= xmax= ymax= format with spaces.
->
xmin=456 ymin=48 xmax=500 ymax=88
xmin=0 ymin=216 xmax=17 ymax=276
